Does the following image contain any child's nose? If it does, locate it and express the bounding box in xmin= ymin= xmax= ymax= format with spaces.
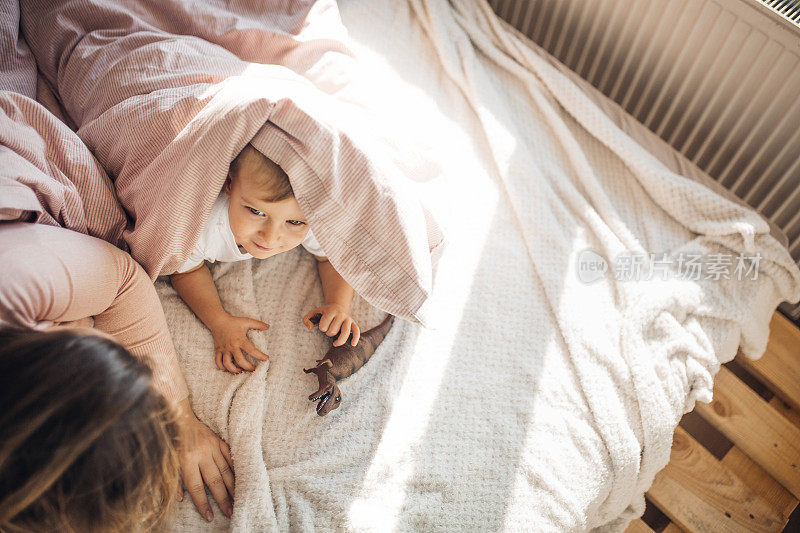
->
xmin=259 ymin=223 xmax=280 ymax=246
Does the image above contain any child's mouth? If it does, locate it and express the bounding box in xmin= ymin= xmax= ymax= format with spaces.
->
xmin=254 ymin=242 xmax=273 ymax=251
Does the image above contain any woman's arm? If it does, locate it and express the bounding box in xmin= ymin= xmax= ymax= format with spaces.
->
xmin=0 ymin=223 xmax=235 ymax=520
xmin=0 ymin=223 xmax=188 ymax=401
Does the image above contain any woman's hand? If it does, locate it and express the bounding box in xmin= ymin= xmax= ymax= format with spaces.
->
xmin=174 ymin=399 xmax=235 ymax=521
xmin=302 ymin=304 xmax=361 ymax=347
xmin=208 ymin=314 xmax=270 ymax=373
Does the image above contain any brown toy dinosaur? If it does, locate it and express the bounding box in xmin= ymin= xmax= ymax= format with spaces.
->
xmin=303 ymin=313 xmax=395 ymax=416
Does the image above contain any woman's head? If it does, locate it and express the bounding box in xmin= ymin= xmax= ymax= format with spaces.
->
xmin=0 ymin=327 xmax=179 ymax=532
xmin=225 ymin=143 xmax=311 ymax=259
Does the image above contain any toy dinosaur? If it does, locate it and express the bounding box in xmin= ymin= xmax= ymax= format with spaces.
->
xmin=303 ymin=313 xmax=395 ymax=416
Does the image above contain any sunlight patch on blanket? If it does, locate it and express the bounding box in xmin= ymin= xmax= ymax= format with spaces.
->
xmin=347 ymin=169 xmax=501 ymax=530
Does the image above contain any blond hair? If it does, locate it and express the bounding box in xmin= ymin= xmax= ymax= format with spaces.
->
xmin=0 ymin=328 xmax=180 ymax=532
xmin=230 ymin=144 xmax=294 ymax=202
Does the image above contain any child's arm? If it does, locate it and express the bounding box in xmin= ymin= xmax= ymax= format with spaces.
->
xmin=302 ymin=257 xmax=361 ymax=347
xmin=170 ymin=264 xmax=270 ymax=373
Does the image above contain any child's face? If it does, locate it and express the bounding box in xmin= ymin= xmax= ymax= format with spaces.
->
xmin=225 ymin=171 xmax=310 ymax=259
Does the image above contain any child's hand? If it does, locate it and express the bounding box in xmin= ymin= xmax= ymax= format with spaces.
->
xmin=302 ymin=304 xmax=361 ymax=347
xmin=208 ymin=314 xmax=270 ymax=374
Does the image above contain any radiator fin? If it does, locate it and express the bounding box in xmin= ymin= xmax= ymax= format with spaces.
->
xmin=759 ymin=0 xmax=800 ymax=25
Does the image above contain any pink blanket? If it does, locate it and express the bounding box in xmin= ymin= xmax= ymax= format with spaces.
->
xmin=20 ymin=0 xmax=443 ymax=324
xmin=0 ymin=92 xmax=128 ymax=247
xmin=0 ymin=2 xmax=126 ymax=244
xmin=0 ymin=1 xmax=35 ymax=97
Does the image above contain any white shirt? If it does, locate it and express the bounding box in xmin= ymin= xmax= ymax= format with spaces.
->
xmin=177 ymin=193 xmax=325 ymax=273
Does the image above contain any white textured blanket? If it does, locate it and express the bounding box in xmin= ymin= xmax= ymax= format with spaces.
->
xmin=160 ymin=0 xmax=800 ymax=531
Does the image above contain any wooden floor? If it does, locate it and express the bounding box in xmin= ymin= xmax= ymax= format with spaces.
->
xmin=626 ymin=312 xmax=800 ymax=533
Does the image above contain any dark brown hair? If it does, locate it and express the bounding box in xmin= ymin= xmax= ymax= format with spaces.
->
xmin=0 ymin=327 xmax=179 ymax=532
xmin=230 ymin=143 xmax=294 ymax=202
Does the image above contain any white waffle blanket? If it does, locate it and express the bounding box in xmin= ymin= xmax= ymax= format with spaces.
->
xmin=160 ymin=0 xmax=800 ymax=530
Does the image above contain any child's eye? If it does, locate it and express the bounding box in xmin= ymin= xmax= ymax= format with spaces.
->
xmin=248 ymin=207 xmax=265 ymax=216
xmin=287 ymin=220 xmax=306 ymax=227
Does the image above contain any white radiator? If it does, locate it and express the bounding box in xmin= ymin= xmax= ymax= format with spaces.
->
xmin=489 ymin=0 xmax=800 ymax=321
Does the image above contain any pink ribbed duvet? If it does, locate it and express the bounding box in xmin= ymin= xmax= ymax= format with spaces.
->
xmin=19 ymin=0 xmax=444 ymax=325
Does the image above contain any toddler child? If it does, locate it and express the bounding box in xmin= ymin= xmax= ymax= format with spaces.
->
xmin=170 ymin=144 xmax=361 ymax=374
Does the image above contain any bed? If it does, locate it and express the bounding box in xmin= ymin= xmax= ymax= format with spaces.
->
xmin=12 ymin=0 xmax=800 ymax=531
xmin=163 ymin=1 xmax=798 ymax=530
